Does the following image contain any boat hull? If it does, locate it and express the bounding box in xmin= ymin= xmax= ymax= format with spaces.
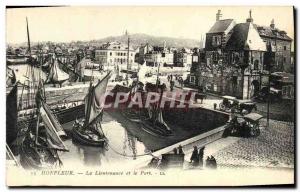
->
xmin=140 ymin=120 xmax=172 ymax=138
xmin=72 ymin=126 xmax=106 ymax=147
xmin=19 ymin=137 xmax=60 ymax=170
xmin=18 ymin=104 xmax=85 ymax=131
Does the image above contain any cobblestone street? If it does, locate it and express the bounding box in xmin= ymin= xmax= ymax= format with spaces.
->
xmin=212 ymin=119 xmax=294 ymax=169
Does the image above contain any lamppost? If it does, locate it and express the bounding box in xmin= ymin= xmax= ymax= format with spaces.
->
xmin=265 ymin=43 xmax=274 ymax=128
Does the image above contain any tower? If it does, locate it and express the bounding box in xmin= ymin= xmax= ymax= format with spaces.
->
xmin=216 ymin=10 xmax=222 ymax=21
xmin=246 ymin=9 xmax=253 ymax=23
xmin=270 ymin=19 xmax=275 ymax=29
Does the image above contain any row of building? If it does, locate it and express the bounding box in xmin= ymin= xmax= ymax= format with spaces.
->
xmin=93 ymin=41 xmax=196 ymax=69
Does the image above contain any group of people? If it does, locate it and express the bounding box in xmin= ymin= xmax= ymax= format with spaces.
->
xmin=206 ymin=155 xmax=217 ymax=169
xmin=190 ymin=146 xmax=217 ymax=169
xmin=173 ymin=145 xmax=184 ymax=155
xmin=167 ymin=74 xmax=184 ymax=91
xmin=190 ymin=146 xmax=205 ymax=168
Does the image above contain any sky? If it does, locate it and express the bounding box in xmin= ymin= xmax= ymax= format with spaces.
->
xmin=6 ymin=6 xmax=294 ymax=46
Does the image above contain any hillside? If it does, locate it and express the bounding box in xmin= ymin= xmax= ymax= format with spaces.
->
xmin=89 ymin=33 xmax=201 ymax=49
xmin=8 ymin=33 xmax=202 ymax=49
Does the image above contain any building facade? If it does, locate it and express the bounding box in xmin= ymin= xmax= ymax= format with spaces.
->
xmin=255 ymin=20 xmax=293 ymax=73
xmin=142 ymin=42 xmax=174 ymax=66
xmin=173 ymin=48 xmax=193 ymax=68
xmin=197 ymin=10 xmax=277 ymax=99
xmin=95 ymin=42 xmax=135 ymax=69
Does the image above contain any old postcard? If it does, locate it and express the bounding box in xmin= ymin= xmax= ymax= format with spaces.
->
xmin=6 ymin=6 xmax=295 ymax=186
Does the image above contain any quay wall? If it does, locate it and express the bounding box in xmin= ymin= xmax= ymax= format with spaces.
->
xmin=163 ymin=106 xmax=229 ymax=134
xmin=130 ymin=102 xmax=230 ymax=168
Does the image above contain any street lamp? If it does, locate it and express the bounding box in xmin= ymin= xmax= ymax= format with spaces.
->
xmin=265 ymin=43 xmax=274 ymax=128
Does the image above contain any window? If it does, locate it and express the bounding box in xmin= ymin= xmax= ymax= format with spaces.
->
xmin=190 ymin=76 xmax=195 ymax=84
xmin=283 ymin=57 xmax=286 ymax=63
xmin=110 ymin=52 xmax=112 ymax=56
xmin=212 ymin=35 xmax=221 ymax=46
xmin=212 ymin=52 xmax=218 ymax=61
xmin=192 ymin=55 xmax=198 ymax=62
xmin=254 ymin=60 xmax=259 ymax=70
xmin=284 ymin=46 xmax=287 ymax=50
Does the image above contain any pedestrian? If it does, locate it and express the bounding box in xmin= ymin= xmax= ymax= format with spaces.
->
xmin=198 ymin=147 xmax=205 ymax=168
xmin=170 ymin=80 xmax=174 ymax=92
xmin=190 ymin=146 xmax=199 ymax=167
xmin=214 ymin=103 xmax=217 ymax=110
xmin=178 ymin=145 xmax=184 ymax=155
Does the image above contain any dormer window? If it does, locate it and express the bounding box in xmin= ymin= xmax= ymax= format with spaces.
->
xmin=212 ymin=35 xmax=221 ymax=47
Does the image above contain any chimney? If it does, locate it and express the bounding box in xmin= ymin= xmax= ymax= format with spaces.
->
xmin=246 ymin=9 xmax=253 ymax=23
xmin=270 ymin=19 xmax=275 ymax=29
xmin=216 ymin=10 xmax=222 ymax=21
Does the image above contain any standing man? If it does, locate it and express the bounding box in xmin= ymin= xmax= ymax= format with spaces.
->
xmin=170 ymin=80 xmax=175 ymax=92
xmin=190 ymin=146 xmax=199 ymax=167
xmin=198 ymin=146 xmax=205 ymax=168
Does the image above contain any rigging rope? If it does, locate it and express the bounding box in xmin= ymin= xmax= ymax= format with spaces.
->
xmin=105 ymin=141 xmax=158 ymax=158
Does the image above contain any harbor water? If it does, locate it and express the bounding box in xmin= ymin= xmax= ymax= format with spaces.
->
xmin=11 ymin=64 xmax=228 ymax=169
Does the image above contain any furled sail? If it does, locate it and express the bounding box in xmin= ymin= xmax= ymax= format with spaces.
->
xmin=84 ymin=72 xmax=111 ymax=126
xmin=39 ymin=101 xmax=68 ymax=151
xmin=47 ymin=58 xmax=69 ymax=83
xmin=42 ymin=102 xmax=67 ymax=137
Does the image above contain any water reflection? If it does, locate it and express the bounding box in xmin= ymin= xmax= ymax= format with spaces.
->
xmin=58 ymin=113 xmax=148 ymax=168
xmin=73 ymin=140 xmax=106 ymax=167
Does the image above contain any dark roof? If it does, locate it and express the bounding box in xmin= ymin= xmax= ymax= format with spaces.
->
xmin=225 ymin=23 xmax=250 ymax=50
xmin=207 ymin=19 xmax=234 ymax=34
xmin=254 ymin=24 xmax=292 ymax=41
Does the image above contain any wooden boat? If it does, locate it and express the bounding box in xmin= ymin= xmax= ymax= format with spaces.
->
xmin=140 ymin=103 xmax=172 ymax=137
xmin=18 ymin=103 xmax=85 ymax=131
xmin=72 ymin=72 xmax=111 ymax=147
xmin=19 ymin=18 xmax=69 ymax=169
xmin=20 ymin=93 xmax=69 ymax=169
xmin=113 ymin=61 xmax=172 ymax=137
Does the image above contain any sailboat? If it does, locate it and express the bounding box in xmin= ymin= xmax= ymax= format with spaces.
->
xmin=115 ymin=62 xmax=172 ymax=137
xmin=46 ymin=56 xmax=69 ymax=86
xmin=19 ymin=80 xmax=69 ymax=169
xmin=140 ymin=78 xmax=172 ymax=137
xmin=19 ymin=18 xmax=69 ymax=169
xmin=72 ymin=71 xmax=111 ymax=147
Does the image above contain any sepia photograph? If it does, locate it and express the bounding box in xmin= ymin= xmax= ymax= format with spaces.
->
xmin=5 ymin=5 xmax=295 ymax=187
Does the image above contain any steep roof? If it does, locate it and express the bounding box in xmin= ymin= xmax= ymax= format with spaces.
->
xmin=254 ymin=24 xmax=292 ymax=41
xmin=99 ymin=41 xmax=134 ymax=51
xmin=226 ymin=22 xmax=267 ymax=51
xmin=207 ymin=19 xmax=235 ymax=34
